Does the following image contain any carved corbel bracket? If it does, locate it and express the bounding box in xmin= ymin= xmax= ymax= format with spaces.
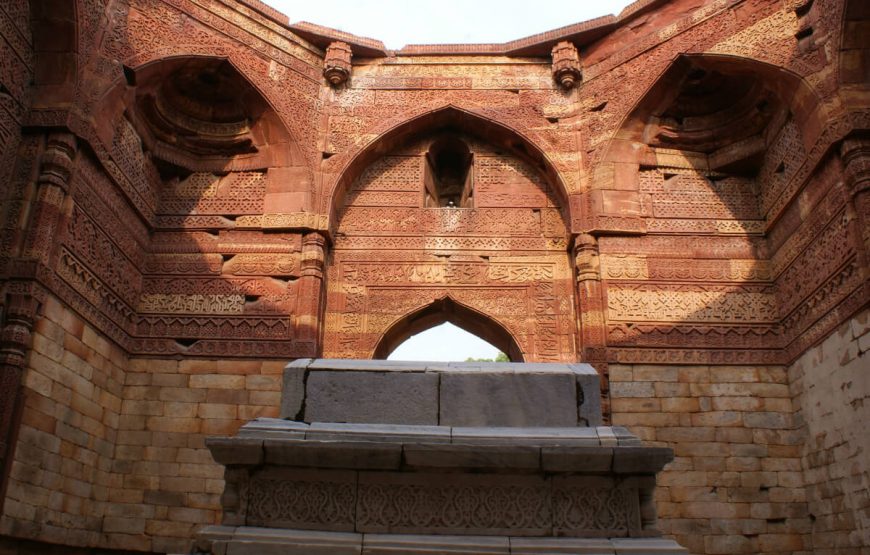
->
xmin=323 ymin=41 xmax=353 ymax=87
xmin=552 ymin=41 xmax=582 ymax=90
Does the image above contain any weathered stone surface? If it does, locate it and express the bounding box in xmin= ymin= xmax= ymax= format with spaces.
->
xmin=440 ymin=372 xmax=578 ymax=427
xmin=542 ymin=446 xmax=614 ymax=472
xmin=402 ymin=444 xmax=541 ymax=470
xmin=363 ymin=533 xmax=509 ymax=554
xmin=304 ymin=370 xmax=439 ymax=425
xmin=263 ymin=439 xmax=402 ymax=470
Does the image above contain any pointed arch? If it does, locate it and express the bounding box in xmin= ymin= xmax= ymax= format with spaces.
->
xmin=373 ymin=296 xmax=524 ymax=362
xmin=324 ymin=104 xmax=573 ymax=231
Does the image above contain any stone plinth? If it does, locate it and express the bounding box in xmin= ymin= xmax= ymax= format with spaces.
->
xmin=198 ymin=360 xmax=687 ymax=555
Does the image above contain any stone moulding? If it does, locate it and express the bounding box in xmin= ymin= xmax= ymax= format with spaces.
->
xmin=200 ymin=419 xmax=680 ymax=553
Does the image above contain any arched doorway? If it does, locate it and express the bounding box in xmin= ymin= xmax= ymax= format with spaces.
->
xmin=373 ymin=297 xmax=524 ymax=361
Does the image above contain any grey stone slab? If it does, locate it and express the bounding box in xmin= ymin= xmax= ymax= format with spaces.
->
xmin=195 ymin=525 xmax=236 ymax=555
xmin=305 ymin=371 xmax=439 ymax=425
xmin=509 ymin=537 xmax=616 ymax=554
xmin=440 ymin=372 xmax=578 ymax=427
xmin=236 ymin=418 xmax=308 ymax=439
xmin=205 ymin=437 xmax=263 ymax=465
xmin=307 ymin=359 xmax=431 ymax=372
xmin=610 ymin=538 xmax=689 ymax=554
xmin=597 ymin=427 xmax=618 ymax=447
xmin=363 ymin=533 xmax=509 ymax=554
xmin=541 ymin=446 xmax=614 ymax=472
xmin=307 ymin=422 xmax=451 ymax=443
xmin=403 ymin=443 xmax=541 ymax=470
xmin=242 ymin=418 xmax=308 ymax=430
xmin=451 ymin=426 xmax=600 ymax=446
xmin=576 ymin=374 xmax=603 ymax=427
xmin=286 ymin=358 xmax=314 ymax=369
xmin=281 ymin=364 xmax=308 ymax=419
xmin=612 ymin=447 xmax=674 ymax=474
xmin=566 ymin=363 xmax=599 ymax=376
xmin=264 ymin=438 xmax=402 ymax=470
xmin=226 ymin=527 xmax=363 ymax=555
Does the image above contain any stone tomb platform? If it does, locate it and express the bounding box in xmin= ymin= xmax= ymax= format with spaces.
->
xmin=196 ymin=360 xmax=688 ymax=554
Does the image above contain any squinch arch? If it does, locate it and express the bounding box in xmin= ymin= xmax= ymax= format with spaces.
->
xmin=606 ymin=53 xmax=824 ymax=167
xmin=373 ymin=296 xmax=524 ymax=362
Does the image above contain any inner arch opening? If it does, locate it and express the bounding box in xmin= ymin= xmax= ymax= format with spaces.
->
xmin=388 ymin=323 xmax=508 ymax=362
xmin=424 ymin=136 xmax=473 ymax=208
xmin=373 ymin=297 xmax=524 ymax=362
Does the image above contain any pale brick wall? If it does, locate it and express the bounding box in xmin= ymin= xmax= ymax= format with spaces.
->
xmin=0 ymin=294 xmax=285 ymax=553
xmin=1 ymin=296 xmax=127 ymax=548
xmin=112 ymin=357 xmax=282 ymax=553
xmin=610 ymin=363 xmax=810 ymax=555
xmin=790 ymin=307 xmax=870 ymax=555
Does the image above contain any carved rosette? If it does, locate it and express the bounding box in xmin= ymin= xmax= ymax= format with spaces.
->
xmin=323 ymin=41 xmax=353 ymax=87
xmin=551 ymin=41 xmax=582 ymax=89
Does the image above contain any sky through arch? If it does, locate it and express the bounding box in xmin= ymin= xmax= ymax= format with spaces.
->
xmin=387 ymin=322 xmax=502 ymax=361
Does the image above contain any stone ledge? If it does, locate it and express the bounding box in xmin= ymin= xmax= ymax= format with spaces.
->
xmin=209 ymin=420 xmax=673 ymax=474
xmin=197 ymin=526 xmax=689 ymax=555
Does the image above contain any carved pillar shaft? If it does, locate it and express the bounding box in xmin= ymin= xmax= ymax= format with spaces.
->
xmin=22 ymin=133 xmax=77 ymax=265
xmin=295 ymin=232 xmax=328 ymax=354
xmin=573 ymin=234 xmax=610 ymax=421
xmin=1 ymin=133 xmax=75 ymax=506
xmin=840 ymin=137 xmax=870 ymax=280
xmin=0 ymin=290 xmax=39 ymax=505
